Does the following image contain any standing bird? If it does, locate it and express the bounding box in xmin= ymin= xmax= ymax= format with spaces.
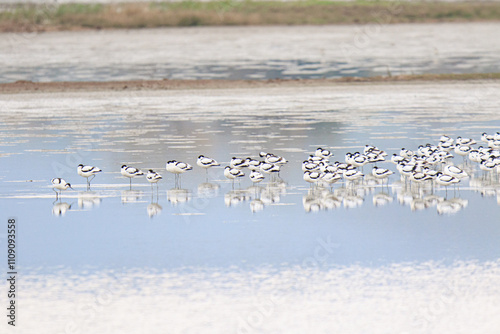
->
xmin=435 ymin=172 xmax=460 ymax=196
xmin=197 ymin=155 xmax=220 ymax=180
xmin=260 ymin=162 xmax=281 ymax=180
xmin=224 ymin=166 xmax=244 ymax=187
xmin=77 ymin=164 xmax=102 ymax=190
xmin=51 ymin=178 xmax=73 ymax=199
xmin=303 ymin=171 xmax=322 ymax=186
xmin=372 ymin=166 xmax=394 ymax=185
xmin=372 ymin=166 xmax=394 ymax=179
xmin=121 ymin=165 xmax=144 ymax=189
xmin=166 ymin=160 xmax=192 ymax=188
xmin=146 ymin=170 xmax=162 ymax=190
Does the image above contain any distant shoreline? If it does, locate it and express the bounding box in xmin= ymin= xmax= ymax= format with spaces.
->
xmin=1 ymin=1 xmax=500 ymax=32
xmin=2 ymin=73 xmax=500 ymax=94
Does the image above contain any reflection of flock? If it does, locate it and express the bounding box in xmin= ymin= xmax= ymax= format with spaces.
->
xmin=50 ymin=132 xmax=500 ymax=216
xmin=301 ymin=177 xmax=472 ymax=215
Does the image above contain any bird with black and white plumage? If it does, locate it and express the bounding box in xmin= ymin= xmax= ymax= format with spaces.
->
xmin=423 ymin=167 xmax=439 ymax=180
xmin=146 ymin=170 xmax=162 ymax=189
xmin=350 ymin=153 xmax=369 ymax=169
xmin=249 ymin=170 xmax=265 ymax=184
xmin=391 ymin=154 xmax=406 ymax=165
xmin=454 ymin=145 xmax=472 ymax=157
xmin=367 ymin=151 xmax=386 ymax=163
xmin=372 ymin=166 xmax=394 ymax=180
xmin=197 ymin=155 xmax=220 ymax=170
xmin=343 ymin=169 xmax=364 ymax=182
xmin=224 ymin=166 xmax=245 ymax=187
xmin=302 ymin=160 xmax=321 ymax=172
xmin=481 ymin=132 xmax=495 ymax=143
xmin=121 ymin=165 xmax=144 ymax=189
xmin=440 ymin=135 xmax=453 ymax=144
xmin=322 ymin=165 xmax=338 ymax=174
xmin=166 ymin=160 xmax=193 ymax=174
xmin=166 ymin=160 xmax=192 ymax=188
xmin=334 ymin=162 xmax=355 ymax=173
xmin=197 ymin=155 xmax=220 ymax=180
xmin=315 ymin=147 xmax=333 ymax=159
xmin=435 ymin=172 xmax=461 ymax=188
xmin=489 ymin=140 xmax=500 ymax=150
xmin=456 ymin=136 xmax=476 ymax=146
xmin=230 ymin=157 xmax=249 ymax=169
xmin=410 ymin=171 xmax=434 ymax=184
xmin=303 ymin=171 xmax=322 ymax=186
xmin=77 ymin=164 xmax=102 ymax=190
xmin=479 ymin=159 xmax=497 ymax=172
xmin=246 ymin=158 xmax=262 ymax=171
xmin=438 ymin=140 xmax=455 ymax=152
xmin=397 ymin=162 xmax=415 ymax=179
xmin=321 ymin=171 xmax=342 ymax=188
xmin=51 ymin=178 xmax=73 ymax=199
xmin=443 ymin=164 xmax=468 ymax=179
xmin=400 ymin=148 xmax=414 ymax=159
xmin=364 ymin=145 xmax=388 ymax=158
xmin=264 ymin=153 xmax=288 ymax=165
xmin=260 ymin=162 xmax=280 ymax=177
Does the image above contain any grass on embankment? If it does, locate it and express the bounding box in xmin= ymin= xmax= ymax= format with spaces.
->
xmin=1 ymin=1 xmax=500 ymax=32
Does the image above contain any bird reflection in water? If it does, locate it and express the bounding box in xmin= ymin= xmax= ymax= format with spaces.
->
xmin=78 ymin=191 xmax=101 ymax=210
xmin=437 ymin=198 xmax=469 ymax=215
xmin=147 ymin=192 xmax=162 ymax=218
xmin=52 ymin=199 xmax=72 ymax=216
xmin=224 ymin=189 xmax=248 ymax=207
xmin=198 ymin=182 xmax=220 ymax=198
xmin=372 ymin=192 xmax=393 ymax=207
xmin=224 ymin=180 xmax=287 ymax=212
xmin=121 ymin=190 xmax=143 ymax=204
xmin=167 ymin=188 xmax=191 ymax=205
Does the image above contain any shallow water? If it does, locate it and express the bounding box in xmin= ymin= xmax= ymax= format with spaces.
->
xmin=1 ymin=82 xmax=500 ymax=332
xmin=1 ymin=23 xmax=500 ymax=82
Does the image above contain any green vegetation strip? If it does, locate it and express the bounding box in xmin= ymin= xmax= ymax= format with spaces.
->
xmin=1 ymin=1 xmax=500 ymax=31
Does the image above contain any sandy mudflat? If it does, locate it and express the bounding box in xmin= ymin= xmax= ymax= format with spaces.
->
xmin=2 ymin=75 xmax=500 ymax=94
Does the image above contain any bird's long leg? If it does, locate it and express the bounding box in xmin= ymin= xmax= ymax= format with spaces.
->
xmin=53 ymin=188 xmax=59 ymax=200
xmin=129 ymin=178 xmax=132 ymax=190
xmin=88 ymin=175 xmax=95 ymax=189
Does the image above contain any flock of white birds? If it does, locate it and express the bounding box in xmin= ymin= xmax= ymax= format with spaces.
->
xmin=50 ymin=132 xmax=500 ymax=199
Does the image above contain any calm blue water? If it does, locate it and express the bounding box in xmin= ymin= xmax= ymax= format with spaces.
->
xmin=0 ymin=84 xmax=500 ymax=333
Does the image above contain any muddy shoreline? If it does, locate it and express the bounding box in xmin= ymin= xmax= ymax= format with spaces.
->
xmin=1 ymin=74 xmax=500 ymax=94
